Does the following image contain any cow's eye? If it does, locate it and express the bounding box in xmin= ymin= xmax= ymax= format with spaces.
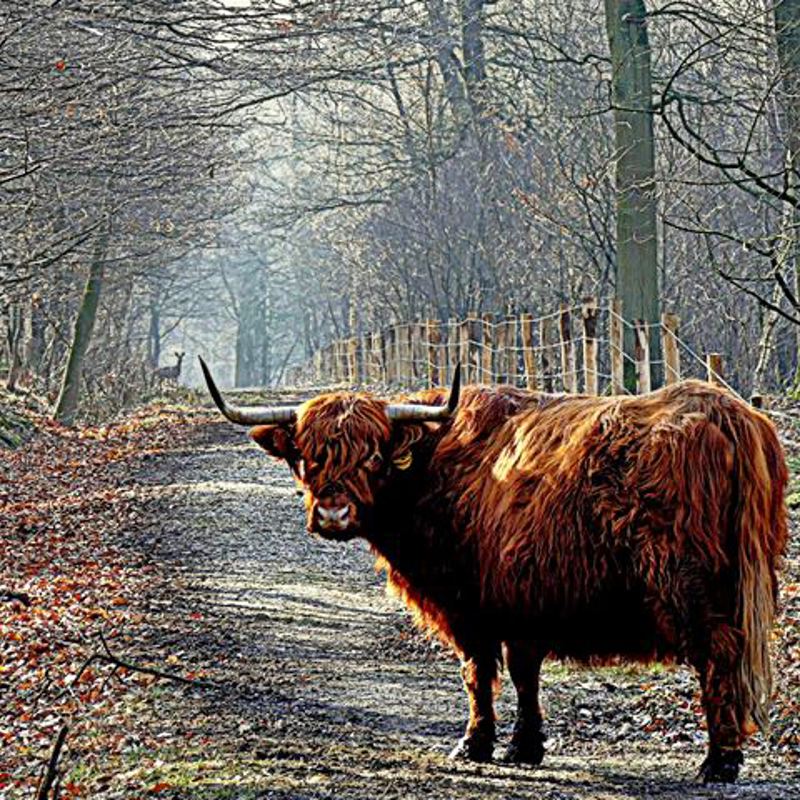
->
xmin=298 ymin=460 xmax=322 ymax=480
xmin=365 ymin=453 xmax=383 ymax=472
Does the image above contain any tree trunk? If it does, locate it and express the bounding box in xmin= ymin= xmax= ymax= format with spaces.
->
xmin=427 ymin=0 xmax=472 ymax=134
xmin=54 ymin=243 xmax=107 ymax=424
xmin=5 ymin=303 xmax=25 ymax=391
xmin=460 ymin=0 xmax=487 ymax=121
xmin=774 ymin=0 xmax=800 ymax=384
xmin=604 ymin=0 xmax=661 ymax=387
xmin=25 ymin=297 xmax=46 ymax=376
xmin=753 ymin=282 xmax=784 ymax=392
xmin=147 ymin=292 xmax=161 ymax=369
xmin=234 ymin=263 xmax=267 ymax=387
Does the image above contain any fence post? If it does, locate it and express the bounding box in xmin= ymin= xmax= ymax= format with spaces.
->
xmin=313 ymin=349 xmax=322 ymax=383
xmin=706 ymin=353 xmax=724 ymax=386
xmin=343 ymin=338 xmax=352 ymax=384
xmin=359 ymin=332 xmax=369 ymax=383
xmin=436 ymin=320 xmax=448 ymax=385
xmin=520 ymin=313 xmax=536 ymax=389
xmin=317 ymin=346 xmax=326 ymax=382
xmin=386 ymin=324 xmax=400 ymax=385
xmin=581 ymin=296 xmax=599 ymax=395
xmin=610 ymin=298 xmax=625 ymax=395
xmin=470 ymin=313 xmax=482 ymax=382
xmin=418 ymin=320 xmax=428 ymax=382
xmin=506 ymin=316 xmax=519 ymax=386
xmin=481 ymin=313 xmax=494 ymax=383
xmin=396 ymin=324 xmax=406 ymax=384
xmin=380 ymin=329 xmax=388 ymax=384
xmin=339 ymin=339 xmax=350 ymax=383
xmin=634 ymin=320 xmax=651 ymax=394
xmin=331 ymin=340 xmax=339 ymax=382
xmin=327 ymin=342 xmax=335 ymax=382
xmin=331 ymin=343 xmax=339 ymax=383
xmin=366 ymin=332 xmax=375 ymax=383
xmin=426 ymin=319 xmax=441 ymax=387
xmin=447 ymin=317 xmax=458 ymax=383
xmin=352 ymin=336 xmax=362 ymax=384
xmin=559 ymin=305 xmax=577 ymax=393
xmin=407 ymin=322 xmax=419 ymax=383
xmin=370 ymin=330 xmax=382 ymax=383
xmin=504 ymin=316 xmax=518 ymax=385
xmin=661 ymin=312 xmax=680 ymax=385
xmin=348 ymin=308 xmax=358 ymax=384
xmin=403 ymin=324 xmax=415 ymax=384
xmin=494 ymin=317 xmax=508 ymax=384
xmin=459 ymin=316 xmax=471 ymax=383
xmin=540 ymin=316 xmax=554 ymax=392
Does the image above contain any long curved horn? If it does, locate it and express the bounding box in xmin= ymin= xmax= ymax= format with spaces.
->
xmin=198 ymin=356 xmax=297 ymax=425
xmin=386 ymin=363 xmax=461 ymax=422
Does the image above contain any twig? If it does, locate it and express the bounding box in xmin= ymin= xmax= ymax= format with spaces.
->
xmin=36 ymin=723 xmax=68 ymax=800
xmin=0 ymin=587 xmax=31 ymax=605
xmin=49 ymin=653 xmax=101 ymax=704
xmin=97 ymin=632 xmax=218 ymax=689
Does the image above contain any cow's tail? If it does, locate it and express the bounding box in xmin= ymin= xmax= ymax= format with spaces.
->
xmin=725 ymin=403 xmax=788 ymax=733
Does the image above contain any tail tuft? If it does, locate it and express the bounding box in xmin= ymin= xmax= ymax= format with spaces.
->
xmin=726 ymin=406 xmax=788 ymax=732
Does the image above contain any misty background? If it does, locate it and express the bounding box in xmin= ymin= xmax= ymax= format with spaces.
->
xmin=3 ymin=0 xmax=800 ymax=422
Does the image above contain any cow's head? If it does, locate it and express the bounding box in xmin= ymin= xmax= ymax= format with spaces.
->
xmin=199 ymin=358 xmax=460 ymax=541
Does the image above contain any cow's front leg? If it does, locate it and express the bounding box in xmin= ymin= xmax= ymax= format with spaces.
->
xmin=502 ymin=640 xmax=546 ymax=765
xmin=449 ymin=650 xmax=498 ymax=762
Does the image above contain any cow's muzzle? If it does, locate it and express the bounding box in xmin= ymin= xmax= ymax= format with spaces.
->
xmin=318 ymin=505 xmax=350 ymax=528
xmin=311 ymin=502 xmax=359 ymax=540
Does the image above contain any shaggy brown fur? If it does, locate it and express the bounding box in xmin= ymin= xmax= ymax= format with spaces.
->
xmin=247 ymin=380 xmax=787 ymax=783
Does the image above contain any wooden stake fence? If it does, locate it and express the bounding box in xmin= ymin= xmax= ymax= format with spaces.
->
xmin=297 ymin=297 xmax=727 ymax=398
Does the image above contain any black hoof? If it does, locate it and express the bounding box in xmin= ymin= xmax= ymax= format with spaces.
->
xmin=449 ymin=733 xmax=494 ymax=763
xmin=501 ymin=736 xmax=545 ymax=766
xmin=698 ymin=749 xmax=743 ymax=784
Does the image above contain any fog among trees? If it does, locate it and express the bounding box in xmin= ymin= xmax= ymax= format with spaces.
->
xmin=3 ymin=0 xmax=800 ymax=420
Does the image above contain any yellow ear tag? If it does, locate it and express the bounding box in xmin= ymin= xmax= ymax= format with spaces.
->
xmin=393 ymin=452 xmax=413 ymax=470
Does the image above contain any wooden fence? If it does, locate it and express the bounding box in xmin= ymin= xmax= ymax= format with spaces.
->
xmin=285 ymin=297 xmax=726 ymax=395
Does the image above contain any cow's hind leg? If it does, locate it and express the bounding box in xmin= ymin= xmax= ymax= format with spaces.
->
xmin=449 ymin=646 xmax=499 ymax=762
xmin=693 ymin=624 xmax=746 ymax=783
xmin=501 ymin=640 xmax=546 ymax=765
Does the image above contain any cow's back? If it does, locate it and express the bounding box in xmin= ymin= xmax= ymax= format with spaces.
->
xmin=426 ymin=381 xmax=786 ymax=661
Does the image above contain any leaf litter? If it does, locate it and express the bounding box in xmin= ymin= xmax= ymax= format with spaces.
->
xmin=2 ymin=400 xmax=800 ymax=799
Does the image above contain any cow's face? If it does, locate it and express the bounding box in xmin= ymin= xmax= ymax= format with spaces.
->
xmin=197 ymin=357 xmax=458 ymax=540
xmin=250 ymin=394 xmax=425 ymax=540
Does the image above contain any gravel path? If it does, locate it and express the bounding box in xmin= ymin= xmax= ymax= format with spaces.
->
xmin=110 ymin=417 xmax=800 ymax=799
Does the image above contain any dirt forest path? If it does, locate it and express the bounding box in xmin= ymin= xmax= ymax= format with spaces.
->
xmin=107 ymin=415 xmax=800 ymax=800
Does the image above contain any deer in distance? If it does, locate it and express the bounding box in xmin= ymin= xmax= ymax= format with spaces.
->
xmin=154 ymin=351 xmax=185 ymax=384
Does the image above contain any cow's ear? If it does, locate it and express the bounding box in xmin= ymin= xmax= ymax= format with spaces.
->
xmin=390 ymin=424 xmax=427 ymax=471
xmin=250 ymin=425 xmax=296 ymax=461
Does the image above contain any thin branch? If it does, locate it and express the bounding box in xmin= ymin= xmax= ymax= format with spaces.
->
xmin=0 ymin=587 xmax=31 ymax=605
xmin=97 ymin=632 xmax=218 ymax=689
xmin=717 ymin=268 xmax=800 ymax=326
xmin=36 ymin=724 xmax=68 ymax=800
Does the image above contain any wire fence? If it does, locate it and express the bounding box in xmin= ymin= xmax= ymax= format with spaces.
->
xmin=284 ymin=297 xmax=739 ymax=401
